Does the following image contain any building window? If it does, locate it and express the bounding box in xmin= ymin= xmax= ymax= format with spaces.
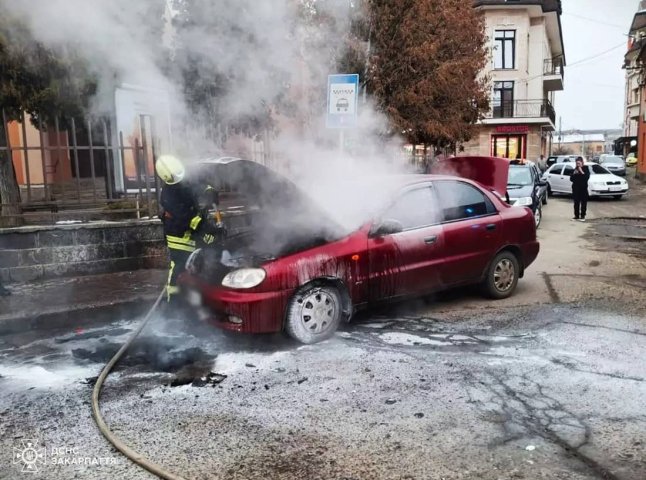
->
xmin=493 ymin=81 xmax=514 ymax=117
xmin=491 ymin=134 xmax=525 ymax=159
xmin=494 ymin=30 xmax=516 ymax=69
xmin=633 ymin=88 xmax=640 ymax=105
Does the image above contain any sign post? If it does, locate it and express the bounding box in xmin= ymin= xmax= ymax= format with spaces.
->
xmin=326 ymin=74 xmax=359 ymax=153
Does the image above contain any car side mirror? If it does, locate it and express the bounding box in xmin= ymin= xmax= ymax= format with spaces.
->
xmin=370 ymin=219 xmax=404 ymax=237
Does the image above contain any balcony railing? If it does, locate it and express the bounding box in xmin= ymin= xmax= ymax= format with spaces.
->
xmin=544 ymin=55 xmax=564 ymax=79
xmin=489 ymin=99 xmax=556 ymax=124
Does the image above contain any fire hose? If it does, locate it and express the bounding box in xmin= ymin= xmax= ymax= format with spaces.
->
xmin=91 ymin=288 xmax=187 ymax=480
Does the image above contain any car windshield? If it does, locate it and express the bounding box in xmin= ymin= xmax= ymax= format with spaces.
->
xmin=507 ymin=167 xmax=533 ymax=186
xmin=590 ymin=164 xmax=610 ymax=175
xmin=602 ymin=156 xmax=623 ymax=165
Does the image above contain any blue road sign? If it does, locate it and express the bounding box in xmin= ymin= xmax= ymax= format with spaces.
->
xmin=326 ymin=74 xmax=359 ymax=129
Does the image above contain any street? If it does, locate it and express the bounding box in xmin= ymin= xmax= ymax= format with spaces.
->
xmin=1 ymin=178 xmax=645 ymax=480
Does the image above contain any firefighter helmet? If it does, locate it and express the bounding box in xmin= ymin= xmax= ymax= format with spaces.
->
xmin=155 ymin=155 xmax=185 ymax=185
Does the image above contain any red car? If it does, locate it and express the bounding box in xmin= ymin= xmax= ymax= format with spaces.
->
xmin=179 ymin=157 xmax=539 ymax=344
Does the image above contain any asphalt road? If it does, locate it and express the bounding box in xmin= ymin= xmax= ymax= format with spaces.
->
xmin=0 ymin=173 xmax=645 ymax=480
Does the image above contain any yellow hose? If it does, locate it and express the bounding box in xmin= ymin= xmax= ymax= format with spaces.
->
xmin=91 ymin=289 xmax=188 ymax=480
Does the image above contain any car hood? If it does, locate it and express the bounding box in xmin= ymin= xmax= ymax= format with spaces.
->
xmin=431 ymin=156 xmax=510 ymax=197
xmin=506 ymin=184 xmax=533 ymax=198
xmin=192 ymin=157 xmax=345 ymax=258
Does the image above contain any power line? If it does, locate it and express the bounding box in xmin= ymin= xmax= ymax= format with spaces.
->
xmin=562 ymin=12 xmax=628 ymax=31
xmin=522 ymin=42 xmax=627 ymax=83
xmin=566 ymin=42 xmax=627 ymax=68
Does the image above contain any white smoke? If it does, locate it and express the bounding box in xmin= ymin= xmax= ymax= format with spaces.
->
xmin=2 ymin=0 xmax=411 ymax=236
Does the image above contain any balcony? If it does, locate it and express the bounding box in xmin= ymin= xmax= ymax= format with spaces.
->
xmin=544 ymin=56 xmax=564 ymax=91
xmin=485 ymin=99 xmax=556 ymax=126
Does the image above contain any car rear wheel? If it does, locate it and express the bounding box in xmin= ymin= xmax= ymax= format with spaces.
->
xmin=482 ymin=251 xmax=520 ymax=300
xmin=285 ymin=284 xmax=342 ymax=344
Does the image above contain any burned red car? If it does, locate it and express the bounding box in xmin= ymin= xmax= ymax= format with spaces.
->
xmin=179 ymin=157 xmax=539 ymax=344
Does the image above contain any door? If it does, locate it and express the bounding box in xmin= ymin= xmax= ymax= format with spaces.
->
xmin=546 ymin=164 xmax=563 ymax=192
xmin=368 ymin=186 xmax=445 ymax=301
xmin=433 ymin=181 xmax=502 ymax=286
xmin=554 ymin=164 xmax=574 ymax=193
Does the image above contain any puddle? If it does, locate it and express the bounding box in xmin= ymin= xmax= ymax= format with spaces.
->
xmin=377 ymin=332 xmax=452 ymax=346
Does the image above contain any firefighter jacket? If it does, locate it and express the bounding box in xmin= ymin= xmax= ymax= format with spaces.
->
xmin=160 ymin=182 xmax=204 ymax=238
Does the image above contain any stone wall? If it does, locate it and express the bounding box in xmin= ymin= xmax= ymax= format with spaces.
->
xmin=0 ymin=220 xmax=167 ymax=283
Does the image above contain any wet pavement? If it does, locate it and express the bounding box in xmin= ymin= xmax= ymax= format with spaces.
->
xmin=0 ymin=176 xmax=645 ymax=480
xmin=1 ymin=301 xmax=645 ymax=480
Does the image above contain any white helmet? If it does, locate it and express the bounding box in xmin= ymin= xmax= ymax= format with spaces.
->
xmin=155 ymin=155 xmax=185 ymax=185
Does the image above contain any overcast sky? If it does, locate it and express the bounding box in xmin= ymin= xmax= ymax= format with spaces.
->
xmin=555 ymin=0 xmax=638 ymax=131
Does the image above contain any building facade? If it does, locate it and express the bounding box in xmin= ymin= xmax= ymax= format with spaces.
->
xmin=624 ymin=1 xmax=646 ymax=177
xmin=462 ymin=0 xmax=565 ymax=160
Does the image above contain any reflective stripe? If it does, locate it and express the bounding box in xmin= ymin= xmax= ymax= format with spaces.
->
xmin=166 ymin=261 xmax=177 ymax=302
xmin=167 ymin=242 xmax=196 ymax=253
xmin=189 ymin=215 xmax=202 ymax=231
xmin=166 ymin=232 xmax=196 ymax=246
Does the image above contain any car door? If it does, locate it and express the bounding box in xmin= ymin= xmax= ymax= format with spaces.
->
xmin=433 ymin=180 xmax=502 ymax=287
xmin=367 ymin=185 xmax=445 ymax=301
xmin=545 ymin=164 xmax=562 ymax=192
xmin=558 ymin=164 xmax=574 ymax=193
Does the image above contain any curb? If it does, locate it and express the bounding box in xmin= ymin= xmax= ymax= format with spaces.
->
xmin=0 ymin=294 xmax=159 ymax=335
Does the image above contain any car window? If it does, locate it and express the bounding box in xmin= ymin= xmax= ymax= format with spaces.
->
xmin=434 ymin=181 xmax=496 ymax=222
xmin=550 ymin=165 xmax=563 ymax=175
xmin=381 ymin=187 xmax=437 ymax=230
xmin=591 ymin=164 xmax=610 ymax=175
xmin=601 ymin=156 xmax=623 ymax=165
xmin=508 ymin=167 xmax=533 ymax=186
xmin=563 ymin=165 xmax=574 ymax=176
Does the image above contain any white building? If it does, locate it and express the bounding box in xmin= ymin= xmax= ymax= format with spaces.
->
xmin=462 ymin=0 xmax=565 ymax=160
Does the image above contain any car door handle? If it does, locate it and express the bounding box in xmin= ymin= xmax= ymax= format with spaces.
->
xmin=424 ymin=235 xmax=438 ymax=245
xmin=485 ymin=224 xmax=496 ymax=231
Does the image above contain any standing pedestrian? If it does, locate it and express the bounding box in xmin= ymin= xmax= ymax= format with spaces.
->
xmin=570 ymin=157 xmax=590 ymax=222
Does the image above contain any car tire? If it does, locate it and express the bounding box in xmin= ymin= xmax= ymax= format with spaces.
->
xmin=482 ymin=251 xmax=520 ymax=300
xmin=534 ymin=204 xmax=542 ymax=228
xmin=285 ymin=284 xmax=343 ymax=344
xmin=613 ymin=195 xmax=623 ymax=200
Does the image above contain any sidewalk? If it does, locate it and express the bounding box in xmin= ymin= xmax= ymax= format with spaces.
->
xmin=0 ymin=269 xmax=167 ymax=334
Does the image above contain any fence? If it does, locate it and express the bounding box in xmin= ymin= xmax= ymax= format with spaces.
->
xmin=0 ymin=110 xmax=160 ymax=226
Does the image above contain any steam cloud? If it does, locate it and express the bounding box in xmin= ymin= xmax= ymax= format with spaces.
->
xmin=3 ymin=0 xmax=412 ymax=247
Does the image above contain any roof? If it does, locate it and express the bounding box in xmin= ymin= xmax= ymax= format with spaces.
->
xmin=629 ymin=10 xmax=646 ymax=34
xmin=472 ymin=0 xmax=561 ymax=13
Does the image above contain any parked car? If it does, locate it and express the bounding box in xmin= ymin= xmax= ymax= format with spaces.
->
xmin=507 ymin=160 xmax=548 ymax=228
xmin=599 ymin=154 xmax=627 ymax=176
xmin=542 ymin=162 xmax=629 ymax=199
xmin=179 ymin=158 xmax=540 ymax=344
xmin=546 ymin=155 xmax=578 ymax=168
xmin=626 ymin=154 xmax=637 ymax=167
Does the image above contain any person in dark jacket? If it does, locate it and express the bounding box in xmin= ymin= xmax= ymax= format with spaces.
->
xmin=155 ymin=155 xmax=223 ymax=305
xmin=570 ymin=157 xmax=590 ymax=222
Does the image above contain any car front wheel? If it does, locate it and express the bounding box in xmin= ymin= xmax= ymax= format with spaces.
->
xmin=285 ymin=284 xmax=343 ymax=344
xmin=482 ymin=251 xmax=520 ymax=300
xmin=534 ymin=204 xmax=542 ymax=228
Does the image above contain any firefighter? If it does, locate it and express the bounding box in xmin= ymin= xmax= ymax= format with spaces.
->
xmin=155 ymin=155 xmax=222 ymax=305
